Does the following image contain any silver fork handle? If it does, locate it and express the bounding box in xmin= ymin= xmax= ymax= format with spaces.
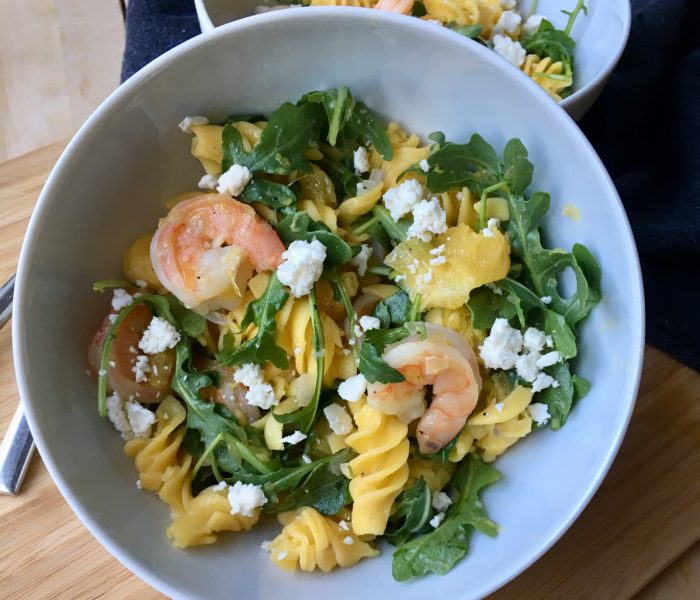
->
xmin=0 ymin=274 xmax=35 ymax=495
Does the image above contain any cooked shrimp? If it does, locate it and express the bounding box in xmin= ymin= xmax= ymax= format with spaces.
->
xmin=374 ymin=0 xmax=414 ymax=14
xmin=195 ymin=359 xmax=261 ymax=424
xmin=367 ymin=323 xmax=481 ymax=453
xmin=150 ymin=194 xmax=285 ymax=311
xmin=87 ymin=304 xmax=174 ymax=403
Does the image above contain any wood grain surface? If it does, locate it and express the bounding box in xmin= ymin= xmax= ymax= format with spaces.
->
xmin=1 ymin=144 xmax=699 ymax=599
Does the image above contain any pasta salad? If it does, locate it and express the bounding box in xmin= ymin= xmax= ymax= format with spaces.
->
xmin=88 ymin=87 xmax=600 ymax=580
xmin=260 ymin=0 xmax=587 ymax=102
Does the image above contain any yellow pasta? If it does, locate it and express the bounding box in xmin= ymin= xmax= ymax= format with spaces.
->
xmin=337 ymin=183 xmax=383 ymax=224
xmin=345 ymin=401 xmax=409 ymax=535
xmin=269 ymin=507 xmax=378 ymax=572
xmin=167 ymin=484 xmax=260 ymax=548
xmin=406 ymin=457 xmax=456 ymax=492
xmin=189 ymin=121 xmax=264 ymax=175
xmin=424 ymin=0 xmax=502 ymax=33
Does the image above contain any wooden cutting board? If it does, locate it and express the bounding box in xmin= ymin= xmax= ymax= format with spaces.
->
xmin=1 ymin=143 xmax=699 ymax=599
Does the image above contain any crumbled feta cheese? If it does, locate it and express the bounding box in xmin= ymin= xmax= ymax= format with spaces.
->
xmin=227 ymin=481 xmax=267 ymax=517
xmin=419 ymin=159 xmax=430 ymax=173
xmin=281 ymin=430 xmax=307 ymax=446
xmin=353 ymin=324 xmax=363 ymax=339
xmin=536 ymin=351 xmax=561 ymax=369
xmin=211 ymin=481 xmax=228 ymax=492
xmin=482 ymin=227 xmax=495 ymax=238
xmin=111 ymin=288 xmax=132 ymax=311
xmin=132 ymin=355 xmax=151 ymax=383
xmin=430 ymin=244 xmax=445 ymax=256
xmin=339 ymin=520 xmax=350 ymax=531
xmin=138 ymin=317 xmax=180 ymax=354
xmin=540 ymin=295 xmax=552 ymax=305
xmin=394 ymin=274 xmax=405 ymax=282
xmin=217 ymin=164 xmax=252 ymax=197
xmin=545 ymin=335 xmax=554 ymax=348
xmin=126 ymin=401 xmax=156 ymax=437
xmin=302 ymin=454 xmax=312 ymax=464
xmin=492 ymin=34 xmax=526 ymax=67
xmin=233 ymin=363 xmax=278 ymax=409
xmin=342 ymin=348 xmax=351 ymax=356
xmin=277 ymin=239 xmax=327 ymax=298
xmin=136 ymin=480 xmax=143 ymax=490
xmin=98 ymin=368 xmax=107 ymax=377
xmin=479 ymin=318 xmax=523 ymax=370
xmin=109 ymin=360 xmax=116 ymax=368
xmin=528 ymin=402 xmax=551 ymax=425
xmin=338 ymin=373 xmax=368 ymax=403
xmin=261 ymin=540 xmax=272 ymax=552
xmin=353 ymin=146 xmax=370 ymax=175
xmin=486 ymin=283 xmax=503 ymax=296
xmin=532 ymin=372 xmax=556 ymax=393
xmin=359 ymin=315 xmax=381 ymax=331
xmin=106 ymin=393 xmax=133 ymax=440
xmin=129 ymin=345 xmax=138 ymax=354
xmin=407 ymin=262 xmax=418 ymax=274
xmin=351 ymin=244 xmax=372 ymax=276
xmin=294 ymin=345 xmax=304 ymax=356
xmin=494 ymin=10 xmax=522 ymax=35
xmin=408 ymin=198 xmax=447 ymax=241
xmin=430 ymin=512 xmax=446 ymax=528
xmin=523 ymin=327 xmax=546 ymax=354
xmin=495 ymin=401 xmax=504 ymax=412
xmin=424 ymin=270 xmax=433 ymax=283
xmin=108 ymin=314 xmax=117 ymax=324
xmin=523 ymin=14 xmax=544 ymax=36
xmin=383 ymin=179 xmax=424 ymax=221
xmin=432 ymin=491 xmax=452 ymax=512
xmin=516 ymin=352 xmax=539 ymax=382
xmin=324 ymin=403 xmax=353 ymax=435
xmin=179 ymin=115 xmax=209 ymax=133
xmin=429 ymin=255 xmax=446 ymax=266
xmin=135 ymin=279 xmax=147 ymax=289
xmin=343 ymin=536 xmax=354 ymax=545
xmin=198 ymin=173 xmax=219 ymax=190
xmin=487 ymin=217 xmax=501 ymax=229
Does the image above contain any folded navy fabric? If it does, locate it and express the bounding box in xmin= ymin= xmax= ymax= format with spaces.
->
xmin=122 ymin=0 xmax=700 ymax=371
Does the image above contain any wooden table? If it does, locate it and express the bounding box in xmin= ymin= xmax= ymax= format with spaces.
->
xmin=1 ymin=144 xmax=699 ymax=599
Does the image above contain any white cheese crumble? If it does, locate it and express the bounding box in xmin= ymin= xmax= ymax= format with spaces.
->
xmin=108 ymin=314 xmax=117 ymax=324
xmin=407 ymin=198 xmax=447 ymax=241
xmin=338 ymin=373 xmax=368 ymax=403
xmin=280 ymin=430 xmax=307 ymax=446
xmin=523 ymin=14 xmax=544 ymax=36
xmin=211 ymin=481 xmax=228 ymax=492
xmin=138 ymin=316 xmax=181 ymax=354
xmin=482 ymin=227 xmax=496 ymax=238
xmin=233 ymin=362 xmax=277 ymax=410
xmin=339 ymin=520 xmax=350 ymax=531
xmin=342 ymin=536 xmax=354 ymax=545
xmin=302 ymin=454 xmax=312 ymax=464
xmin=276 ymin=238 xmax=327 ymax=298
xmin=132 ymin=355 xmax=151 ymax=383
xmin=540 ymin=295 xmax=552 ymax=305
xmin=217 ymin=163 xmax=252 ymax=197
xmin=486 ymin=282 xmax=503 ymax=296
xmin=516 ymin=352 xmax=539 ymax=382
xmin=532 ymin=373 xmax=557 ymax=393
xmin=430 ymin=512 xmax=446 ymax=528
xmin=359 ymin=315 xmax=381 ymax=331
xmin=261 ymin=540 xmax=272 ymax=552
xmin=135 ymin=280 xmax=147 ymax=289
xmin=432 ymin=491 xmax=452 ymax=513
xmin=351 ymin=244 xmax=372 ymax=276
xmin=324 ymin=403 xmax=353 ymax=435
xmin=105 ymin=393 xmax=156 ymax=441
xmin=111 ymin=288 xmax=132 ymax=311
xmin=545 ymin=335 xmax=554 ymax=348
xmin=487 ymin=217 xmax=501 ymax=230
xmin=523 ymin=327 xmax=546 ymax=353
xmin=528 ymin=402 xmax=551 ymax=425
xmin=492 ymin=34 xmax=526 ymax=67
xmin=353 ymin=146 xmax=370 ymax=175
xmin=429 ymin=255 xmax=446 ymax=266
xmin=227 ymin=481 xmax=267 ymax=517
xmin=136 ymin=480 xmax=143 ymax=490
xmin=479 ymin=318 xmax=523 ymax=370
xmin=198 ymin=173 xmax=219 ymax=190
xmin=383 ymin=179 xmax=424 ymax=221
xmin=419 ymin=159 xmax=430 ymax=173
xmin=536 ymin=351 xmax=561 ymax=369
xmin=423 ymin=270 xmax=433 ymax=283
xmin=495 ymin=401 xmax=504 ymax=412
xmin=178 ymin=115 xmax=209 ymax=133
xmin=430 ymin=244 xmax=445 ymax=256
xmin=493 ymin=10 xmax=522 ymax=35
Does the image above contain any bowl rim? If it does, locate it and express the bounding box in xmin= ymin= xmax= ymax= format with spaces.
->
xmin=13 ymin=7 xmax=644 ymax=599
xmin=192 ymin=0 xmax=633 ymax=112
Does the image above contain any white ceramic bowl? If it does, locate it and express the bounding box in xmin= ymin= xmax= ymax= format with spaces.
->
xmin=14 ymin=9 xmax=643 ymax=600
xmin=194 ymin=0 xmax=630 ymax=121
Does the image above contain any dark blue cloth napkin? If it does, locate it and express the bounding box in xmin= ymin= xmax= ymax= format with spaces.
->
xmin=122 ymin=0 xmax=700 ymax=372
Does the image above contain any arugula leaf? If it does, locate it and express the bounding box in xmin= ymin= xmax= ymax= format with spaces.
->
xmin=572 ymin=374 xmax=591 ymax=403
xmin=392 ymin=455 xmax=500 ymax=581
xmin=216 ymin=274 xmax=289 ymax=369
xmin=92 ymin=279 xmax=134 ymax=291
xmin=222 ymin=113 xmax=266 ymax=125
xmin=543 ymin=309 xmax=577 ymax=359
xmin=276 ymin=211 xmax=353 ymax=267
xmin=536 ymin=361 xmax=574 ymax=429
xmin=503 ymin=138 xmax=534 ymax=196
xmin=372 ymin=291 xmax=411 ymax=329
xmin=372 ymin=205 xmax=409 ymax=243
xmin=345 ymin=100 xmax=393 ymax=160
xmin=506 ymin=192 xmax=601 ymax=329
xmin=426 ymin=134 xmax=501 ymax=194
xmin=273 ymin=287 xmax=324 ymax=432
xmin=411 ymin=0 xmax=427 ymax=17
xmin=316 ymin=143 xmax=360 ymax=197
xmin=330 ymin=276 xmax=360 ymax=359
xmin=239 ymin=176 xmax=298 ymax=208
xmin=273 ymin=450 xmax=352 ymax=515
xmin=359 ymin=322 xmax=426 ymax=384
xmin=165 ymin=294 xmax=207 ymax=338
xmin=521 ymin=19 xmax=576 ymax=66
xmin=386 ymin=477 xmax=432 ymax=546
xmin=221 ymin=102 xmax=324 ymax=174
xmin=445 ymin=22 xmax=484 ymax=39
xmin=300 ymin=87 xmax=354 ymax=146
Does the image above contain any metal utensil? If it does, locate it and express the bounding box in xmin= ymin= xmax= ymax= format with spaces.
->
xmin=0 ymin=275 xmax=35 ymax=495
